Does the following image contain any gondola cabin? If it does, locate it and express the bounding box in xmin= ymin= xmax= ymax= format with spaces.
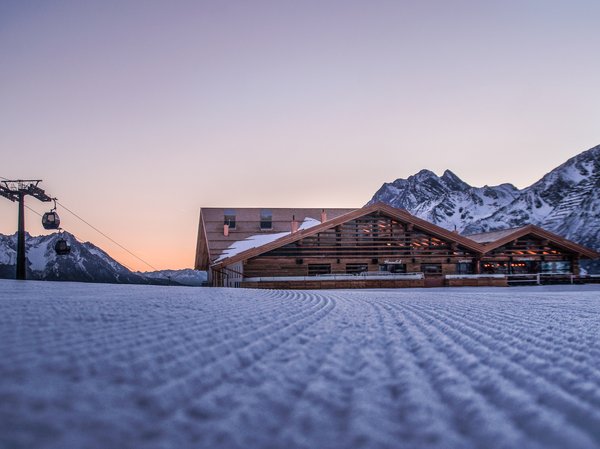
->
xmin=55 ymin=238 xmax=71 ymax=255
xmin=42 ymin=212 xmax=61 ymax=230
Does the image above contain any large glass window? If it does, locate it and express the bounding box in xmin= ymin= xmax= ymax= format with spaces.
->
xmin=260 ymin=209 xmax=272 ymax=230
xmin=224 ymin=209 xmax=236 ymax=230
xmin=308 ymin=264 xmax=331 ymax=276
xmin=541 ymin=261 xmax=571 ymax=273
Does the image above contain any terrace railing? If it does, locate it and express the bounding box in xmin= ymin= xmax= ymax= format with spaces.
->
xmin=243 ymin=272 xmax=425 ymax=283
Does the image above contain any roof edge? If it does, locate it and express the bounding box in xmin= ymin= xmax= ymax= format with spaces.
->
xmin=480 ymin=224 xmax=600 ymax=259
xmin=211 ymin=203 xmax=486 ymax=269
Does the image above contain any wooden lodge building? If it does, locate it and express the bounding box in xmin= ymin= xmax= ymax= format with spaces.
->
xmin=195 ymin=203 xmax=599 ymax=288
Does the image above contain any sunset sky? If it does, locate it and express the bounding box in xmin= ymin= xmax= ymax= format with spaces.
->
xmin=1 ymin=1 xmax=599 ymax=271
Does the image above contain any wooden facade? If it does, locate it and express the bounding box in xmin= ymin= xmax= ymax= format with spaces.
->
xmin=196 ymin=203 xmax=599 ymax=288
xmin=195 ymin=207 xmax=353 ymax=271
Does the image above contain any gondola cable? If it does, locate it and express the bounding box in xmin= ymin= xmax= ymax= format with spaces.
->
xmin=23 ymin=203 xmax=137 ymax=271
xmin=55 ymin=201 xmax=158 ymax=271
xmin=2 ymin=179 xmax=150 ymax=271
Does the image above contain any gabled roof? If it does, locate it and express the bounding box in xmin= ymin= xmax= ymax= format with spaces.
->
xmin=211 ymin=202 xmax=487 ymax=269
xmin=476 ymin=224 xmax=600 ymax=259
xmin=197 ymin=207 xmax=355 ymax=268
xmin=465 ymin=227 xmax=528 ymax=244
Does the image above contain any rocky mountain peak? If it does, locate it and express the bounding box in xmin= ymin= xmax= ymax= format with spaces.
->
xmin=0 ymin=232 xmax=206 ymax=285
xmin=369 ymin=144 xmax=600 ymax=261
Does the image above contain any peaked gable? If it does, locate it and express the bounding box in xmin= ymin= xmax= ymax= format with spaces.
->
xmin=211 ymin=203 xmax=486 ymax=268
xmin=479 ymin=224 xmax=599 ymax=259
xmin=196 ymin=207 xmax=354 ymax=269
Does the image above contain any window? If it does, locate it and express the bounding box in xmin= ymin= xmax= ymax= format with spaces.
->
xmin=308 ymin=264 xmax=331 ymax=276
xmin=541 ymin=261 xmax=571 ymax=273
xmin=224 ymin=209 xmax=236 ymax=230
xmin=346 ymin=263 xmax=368 ymax=275
xmin=379 ymin=263 xmax=406 ymax=273
xmin=260 ymin=209 xmax=272 ymax=230
xmin=481 ymin=261 xmax=512 ymax=274
xmin=456 ymin=262 xmax=474 ymax=274
xmin=421 ymin=263 xmax=442 ymax=274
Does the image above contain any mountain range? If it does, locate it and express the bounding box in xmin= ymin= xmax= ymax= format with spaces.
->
xmin=370 ymin=144 xmax=600 ymax=271
xmin=2 ymin=144 xmax=598 ymax=283
xmin=0 ymin=232 xmax=207 ymax=285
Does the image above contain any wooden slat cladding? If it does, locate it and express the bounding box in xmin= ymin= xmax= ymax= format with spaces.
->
xmin=485 ymin=235 xmax=577 ymax=258
xmin=480 ymin=224 xmax=599 ymax=259
xmin=197 ymin=207 xmax=354 ymax=266
xmin=210 ymin=203 xmax=488 ymax=269
xmin=258 ymin=213 xmax=475 ymax=260
xmin=194 ymin=210 xmax=210 ymax=270
xmin=203 ymin=203 xmax=599 ymax=287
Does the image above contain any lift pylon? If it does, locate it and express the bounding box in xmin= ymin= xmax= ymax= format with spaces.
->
xmin=0 ymin=180 xmax=53 ymax=280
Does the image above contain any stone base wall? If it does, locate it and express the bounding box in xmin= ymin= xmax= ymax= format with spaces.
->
xmin=445 ymin=278 xmax=508 ymax=287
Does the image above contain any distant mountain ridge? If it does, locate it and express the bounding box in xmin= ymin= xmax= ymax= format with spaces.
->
xmin=0 ymin=232 xmax=206 ymax=285
xmin=369 ymin=144 xmax=600 ymax=255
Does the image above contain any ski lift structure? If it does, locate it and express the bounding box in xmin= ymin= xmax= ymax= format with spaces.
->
xmin=1 ymin=178 xmax=152 ymax=278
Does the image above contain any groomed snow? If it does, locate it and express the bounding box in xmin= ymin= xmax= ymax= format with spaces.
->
xmin=1 ymin=281 xmax=600 ymax=449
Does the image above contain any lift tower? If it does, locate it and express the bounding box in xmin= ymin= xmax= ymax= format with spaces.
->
xmin=0 ymin=180 xmax=52 ymax=280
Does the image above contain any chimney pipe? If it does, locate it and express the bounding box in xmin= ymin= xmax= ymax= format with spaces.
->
xmin=291 ymin=215 xmax=299 ymax=233
xmin=321 ymin=209 xmax=327 ymax=223
xmin=224 ymin=223 xmax=229 ymax=236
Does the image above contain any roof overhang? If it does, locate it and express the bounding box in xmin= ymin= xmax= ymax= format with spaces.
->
xmin=211 ymin=202 xmax=487 ymax=269
xmin=479 ymin=224 xmax=600 ymax=259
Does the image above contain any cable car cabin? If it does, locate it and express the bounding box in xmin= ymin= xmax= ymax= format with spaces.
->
xmin=42 ymin=212 xmax=61 ymax=230
xmin=54 ymin=238 xmax=71 ymax=255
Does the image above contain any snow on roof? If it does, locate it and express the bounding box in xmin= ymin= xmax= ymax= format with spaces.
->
xmin=215 ymin=217 xmax=321 ymax=262
xmin=465 ymin=227 xmax=527 ymax=244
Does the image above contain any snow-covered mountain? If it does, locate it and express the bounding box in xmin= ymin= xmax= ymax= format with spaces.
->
xmin=370 ymin=168 xmax=520 ymax=232
xmin=0 ymin=232 xmax=206 ymax=285
xmin=370 ymin=144 xmax=600 ymax=254
xmin=137 ymin=269 xmax=207 ymax=286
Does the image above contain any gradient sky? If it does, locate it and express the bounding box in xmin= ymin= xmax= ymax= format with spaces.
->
xmin=1 ymin=0 xmax=599 ymax=271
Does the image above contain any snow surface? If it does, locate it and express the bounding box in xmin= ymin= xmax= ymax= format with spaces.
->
xmin=1 ymin=280 xmax=600 ymax=449
xmin=216 ymin=217 xmax=321 ymax=261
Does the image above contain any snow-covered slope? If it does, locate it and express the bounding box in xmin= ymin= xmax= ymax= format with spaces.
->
xmin=370 ymin=145 xmax=600 ymax=252
xmin=0 ymin=232 xmax=206 ymax=285
xmin=2 ymin=280 xmax=600 ymax=449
